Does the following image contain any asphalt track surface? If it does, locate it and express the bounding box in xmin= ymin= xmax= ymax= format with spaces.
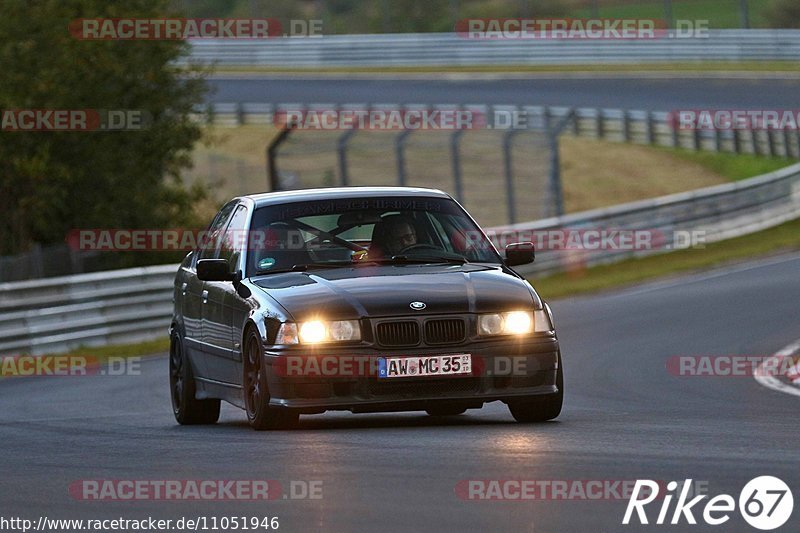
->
xmin=1 ymin=252 xmax=799 ymax=532
xmin=207 ymin=75 xmax=800 ymax=110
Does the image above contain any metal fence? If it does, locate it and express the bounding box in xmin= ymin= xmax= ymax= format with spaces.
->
xmin=4 ymin=102 xmax=798 ymax=282
xmin=186 ymin=30 xmax=800 ymax=67
xmin=271 ymin=125 xmax=553 ymax=228
xmin=202 ymin=102 xmax=800 ymax=228
xmin=2 ymin=162 xmax=799 ymax=356
xmin=0 ymin=264 xmax=176 ymax=356
xmin=206 ymin=103 xmax=800 ymax=159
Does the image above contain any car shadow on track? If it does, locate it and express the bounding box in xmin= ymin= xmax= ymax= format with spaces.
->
xmin=211 ymin=410 xmax=564 ymax=432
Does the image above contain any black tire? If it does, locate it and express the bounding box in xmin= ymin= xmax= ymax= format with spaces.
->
xmin=426 ymin=406 xmax=467 ymax=417
xmin=243 ymin=328 xmax=299 ymax=431
xmin=170 ymin=332 xmax=220 ymax=425
xmin=508 ymin=351 xmax=564 ymax=423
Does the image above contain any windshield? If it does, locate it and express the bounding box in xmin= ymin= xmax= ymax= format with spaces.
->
xmin=245 ymin=196 xmax=503 ymax=276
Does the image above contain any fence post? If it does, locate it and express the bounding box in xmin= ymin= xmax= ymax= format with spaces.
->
xmin=596 ymin=108 xmax=605 ymax=139
xmin=794 ymin=131 xmax=800 ymax=158
xmin=572 ymin=109 xmax=581 ymax=136
xmin=236 ymin=102 xmax=244 ymax=126
xmin=69 ymin=246 xmax=83 ymax=275
xmin=337 ymin=129 xmax=357 ymax=186
xmin=663 ymin=0 xmax=673 ymax=28
xmin=714 ymin=128 xmax=722 ymax=152
xmin=751 ymin=129 xmax=760 ymax=155
xmin=396 ymin=129 xmax=414 ymax=186
xmin=739 ymin=0 xmax=750 ymax=28
xmin=206 ymin=103 xmax=215 ymax=126
xmin=693 ymin=127 xmax=702 ymax=151
xmin=767 ymin=130 xmax=778 ymax=157
xmin=622 ymin=110 xmax=631 ymax=143
xmin=548 ymin=134 xmax=564 ymax=218
xmin=450 ymin=128 xmax=466 ymax=203
xmin=782 ymin=129 xmax=791 ymax=158
xmin=266 ymin=125 xmax=294 ymax=191
xmin=646 ymin=111 xmax=655 ymax=145
xmin=672 ymin=118 xmax=680 ymax=148
xmin=546 ymin=109 xmax=574 ymax=218
xmin=502 ymin=129 xmax=519 ymax=225
xmin=733 ymin=128 xmax=742 ymax=154
xmin=794 ymin=130 xmax=800 ymax=159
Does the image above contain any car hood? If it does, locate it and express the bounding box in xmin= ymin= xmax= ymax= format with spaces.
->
xmin=250 ymin=264 xmax=540 ymax=320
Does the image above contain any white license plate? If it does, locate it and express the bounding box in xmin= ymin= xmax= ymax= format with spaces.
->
xmin=377 ymin=354 xmax=472 ymax=379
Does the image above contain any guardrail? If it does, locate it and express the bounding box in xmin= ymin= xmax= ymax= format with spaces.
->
xmin=0 ymin=265 xmax=176 ymax=356
xmin=2 ymin=162 xmax=799 ymax=356
xmin=186 ymin=30 xmax=800 ymax=67
xmin=510 ymin=162 xmax=800 ymax=276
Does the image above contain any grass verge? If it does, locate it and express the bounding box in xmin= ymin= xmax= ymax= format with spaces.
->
xmin=46 ymin=337 xmax=170 ymax=360
xmin=210 ymin=61 xmax=800 ymax=75
xmin=530 ymin=217 xmax=800 ymax=300
xmin=570 ymin=0 xmax=774 ymax=29
xmin=662 ymin=148 xmax=797 ymax=181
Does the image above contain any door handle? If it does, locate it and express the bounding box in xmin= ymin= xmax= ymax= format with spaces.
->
xmin=202 ymin=290 xmax=209 ymax=303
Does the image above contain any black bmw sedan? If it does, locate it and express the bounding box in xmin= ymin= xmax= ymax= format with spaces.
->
xmin=170 ymin=187 xmax=563 ymax=430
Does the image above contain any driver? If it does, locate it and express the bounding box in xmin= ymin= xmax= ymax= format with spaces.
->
xmin=383 ymin=217 xmax=417 ymax=256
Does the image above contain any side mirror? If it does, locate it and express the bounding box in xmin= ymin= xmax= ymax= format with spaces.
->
xmin=505 ymin=242 xmax=535 ymax=266
xmin=197 ymin=259 xmax=236 ymax=282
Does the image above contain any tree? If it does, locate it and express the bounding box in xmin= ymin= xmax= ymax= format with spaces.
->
xmin=0 ymin=0 xmax=208 ymax=257
xmin=765 ymin=0 xmax=800 ymax=28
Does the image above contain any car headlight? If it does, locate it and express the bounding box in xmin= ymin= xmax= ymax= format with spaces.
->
xmin=478 ymin=310 xmax=551 ymax=336
xmin=275 ymin=320 xmax=361 ymax=345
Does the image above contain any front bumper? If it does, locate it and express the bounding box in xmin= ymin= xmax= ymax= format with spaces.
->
xmin=263 ymin=335 xmax=560 ymax=413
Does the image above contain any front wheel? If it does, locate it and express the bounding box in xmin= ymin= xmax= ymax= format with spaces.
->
xmin=170 ymin=332 xmax=220 ymax=425
xmin=507 ymin=351 xmax=563 ymax=423
xmin=243 ymin=328 xmax=299 ymax=431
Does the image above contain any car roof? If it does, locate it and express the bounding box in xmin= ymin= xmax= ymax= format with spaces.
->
xmin=240 ymin=187 xmax=451 ymax=208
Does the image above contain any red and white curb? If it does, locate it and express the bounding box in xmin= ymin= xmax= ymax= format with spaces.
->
xmin=754 ymin=340 xmax=800 ymax=397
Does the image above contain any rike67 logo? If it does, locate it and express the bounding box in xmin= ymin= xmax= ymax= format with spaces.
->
xmin=623 ymin=477 xmax=793 ymax=530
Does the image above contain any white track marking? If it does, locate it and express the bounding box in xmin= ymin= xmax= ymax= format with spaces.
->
xmin=754 ymin=340 xmax=800 ymax=398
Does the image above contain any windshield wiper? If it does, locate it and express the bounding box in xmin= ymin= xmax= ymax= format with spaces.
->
xmin=255 ymin=262 xmax=356 ymax=275
xmin=376 ymin=255 xmax=469 ymax=265
xmin=254 ymin=256 xmax=468 ymax=275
